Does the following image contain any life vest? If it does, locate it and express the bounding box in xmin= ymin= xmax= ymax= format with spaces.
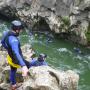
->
xmin=1 ymin=31 xmax=21 ymax=68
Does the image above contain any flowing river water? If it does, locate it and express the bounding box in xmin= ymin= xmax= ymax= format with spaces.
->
xmin=0 ymin=22 xmax=90 ymax=90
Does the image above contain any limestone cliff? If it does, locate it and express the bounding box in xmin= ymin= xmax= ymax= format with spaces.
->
xmin=0 ymin=0 xmax=90 ymax=45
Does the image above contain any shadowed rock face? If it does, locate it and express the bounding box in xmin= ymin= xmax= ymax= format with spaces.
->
xmin=0 ymin=0 xmax=90 ymax=45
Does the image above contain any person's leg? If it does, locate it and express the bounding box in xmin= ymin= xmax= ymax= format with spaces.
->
xmin=10 ymin=66 xmax=17 ymax=85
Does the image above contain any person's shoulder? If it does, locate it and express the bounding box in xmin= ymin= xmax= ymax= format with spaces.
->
xmin=9 ymin=36 xmax=18 ymax=43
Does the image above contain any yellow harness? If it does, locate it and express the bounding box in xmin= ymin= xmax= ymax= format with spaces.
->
xmin=7 ymin=55 xmax=21 ymax=68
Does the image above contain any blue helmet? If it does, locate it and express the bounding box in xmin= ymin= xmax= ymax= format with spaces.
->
xmin=11 ymin=20 xmax=23 ymax=30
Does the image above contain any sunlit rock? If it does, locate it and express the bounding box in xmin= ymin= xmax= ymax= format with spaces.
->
xmin=21 ymin=44 xmax=35 ymax=61
xmin=19 ymin=66 xmax=79 ymax=90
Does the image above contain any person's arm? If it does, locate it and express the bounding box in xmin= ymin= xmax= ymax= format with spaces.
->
xmin=29 ymin=59 xmax=37 ymax=67
xmin=9 ymin=36 xmax=26 ymax=66
xmin=9 ymin=36 xmax=28 ymax=76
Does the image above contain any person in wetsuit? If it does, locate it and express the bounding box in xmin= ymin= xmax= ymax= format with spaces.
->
xmin=30 ymin=53 xmax=48 ymax=67
xmin=1 ymin=20 xmax=30 ymax=90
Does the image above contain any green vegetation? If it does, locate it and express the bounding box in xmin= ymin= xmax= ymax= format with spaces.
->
xmin=20 ymin=30 xmax=29 ymax=45
xmin=61 ymin=16 xmax=70 ymax=26
xmin=59 ymin=16 xmax=70 ymax=32
xmin=86 ymin=23 xmax=90 ymax=42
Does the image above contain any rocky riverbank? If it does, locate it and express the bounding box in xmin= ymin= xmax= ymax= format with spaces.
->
xmin=0 ymin=44 xmax=79 ymax=90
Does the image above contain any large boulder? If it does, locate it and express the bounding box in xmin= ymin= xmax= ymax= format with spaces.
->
xmin=0 ymin=66 xmax=79 ymax=90
xmin=0 ymin=61 xmax=79 ymax=90
xmin=18 ymin=66 xmax=79 ymax=90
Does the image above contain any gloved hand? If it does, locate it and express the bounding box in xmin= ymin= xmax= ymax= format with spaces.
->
xmin=22 ymin=66 xmax=29 ymax=77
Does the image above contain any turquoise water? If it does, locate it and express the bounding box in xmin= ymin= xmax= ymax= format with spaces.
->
xmin=0 ymin=22 xmax=90 ymax=90
xmin=21 ymin=31 xmax=90 ymax=90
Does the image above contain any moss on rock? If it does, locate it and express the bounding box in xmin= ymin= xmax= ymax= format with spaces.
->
xmin=61 ymin=16 xmax=70 ymax=26
xmin=86 ymin=23 xmax=90 ymax=43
